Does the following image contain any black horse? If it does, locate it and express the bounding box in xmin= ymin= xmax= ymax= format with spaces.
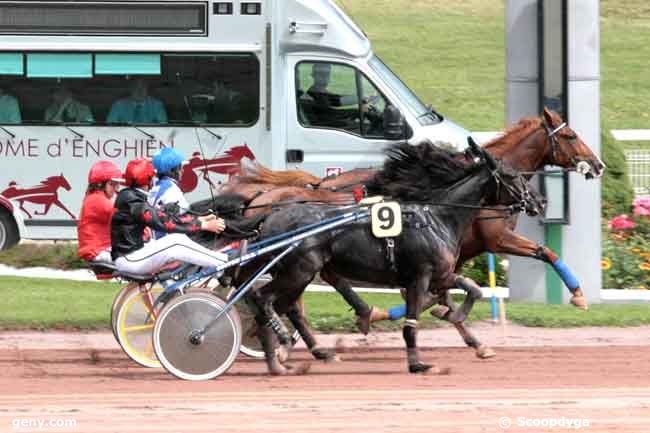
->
xmin=241 ymin=139 xmax=535 ymax=375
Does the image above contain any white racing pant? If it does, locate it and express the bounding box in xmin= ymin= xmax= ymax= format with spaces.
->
xmin=114 ymin=233 xmax=229 ymax=275
xmin=91 ymin=249 xmax=113 ymax=264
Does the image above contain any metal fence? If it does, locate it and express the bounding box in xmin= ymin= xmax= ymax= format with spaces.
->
xmin=625 ymin=149 xmax=650 ymax=196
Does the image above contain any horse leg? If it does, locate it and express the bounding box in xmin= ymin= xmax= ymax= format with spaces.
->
xmin=445 ymin=275 xmax=482 ymax=324
xmin=320 ymin=267 xmax=387 ymax=335
xmin=54 ymin=200 xmax=77 ymax=219
xmin=430 ymin=291 xmax=495 ymax=359
xmin=369 ymin=289 xmax=438 ymax=324
xmin=34 ymin=202 xmax=51 ymax=216
xmin=248 ymin=289 xmax=292 ymax=375
xmin=403 ymin=270 xmax=437 ymax=374
xmin=19 ymin=201 xmax=32 ymax=219
xmin=286 ymin=302 xmax=339 ymax=362
xmin=489 ymin=229 xmax=587 ymax=309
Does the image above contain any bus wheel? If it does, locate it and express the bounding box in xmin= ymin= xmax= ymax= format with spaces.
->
xmin=0 ymin=210 xmax=19 ymax=251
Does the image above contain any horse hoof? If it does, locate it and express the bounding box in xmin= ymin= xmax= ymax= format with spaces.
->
xmin=275 ymin=345 xmax=291 ymax=363
xmin=430 ymin=305 xmax=451 ymax=320
xmin=311 ymin=348 xmax=340 ymax=363
xmin=356 ymin=307 xmax=387 ymax=334
xmin=571 ymin=295 xmax=588 ymax=310
xmin=476 ymin=345 xmax=496 ymax=359
xmin=408 ymin=362 xmax=438 ymax=374
xmin=285 ymin=362 xmax=312 ymax=375
xmin=268 ymin=362 xmax=289 ymax=376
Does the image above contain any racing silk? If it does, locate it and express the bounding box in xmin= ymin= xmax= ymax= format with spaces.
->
xmin=111 ymin=187 xmax=201 ymax=260
xmin=148 ymin=176 xmax=189 ymax=240
xmin=77 ymin=190 xmax=115 ymax=261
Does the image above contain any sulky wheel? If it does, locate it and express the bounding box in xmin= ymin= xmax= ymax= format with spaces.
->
xmin=110 ymin=282 xmax=139 ymax=341
xmin=115 ymin=284 xmax=165 ymax=368
xmin=153 ymin=292 xmax=242 ymax=381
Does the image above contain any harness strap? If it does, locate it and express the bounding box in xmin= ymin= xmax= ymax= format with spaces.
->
xmin=232 ymin=239 xmax=249 ymax=282
xmin=385 ymin=238 xmax=397 ymax=272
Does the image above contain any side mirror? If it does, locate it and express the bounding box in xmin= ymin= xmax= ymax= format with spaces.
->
xmin=383 ymin=105 xmax=406 ymax=140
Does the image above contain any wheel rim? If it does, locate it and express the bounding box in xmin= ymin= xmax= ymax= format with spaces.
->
xmin=0 ymin=220 xmax=6 ymax=250
xmin=154 ymin=293 xmax=241 ymax=381
xmin=111 ymin=283 xmax=137 ymax=341
xmin=117 ymin=286 xmax=165 ymax=368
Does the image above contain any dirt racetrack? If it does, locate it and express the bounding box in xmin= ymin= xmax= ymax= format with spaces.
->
xmin=1 ymin=327 xmax=650 ymax=433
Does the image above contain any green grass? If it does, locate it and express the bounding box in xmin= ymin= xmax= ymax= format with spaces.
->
xmin=334 ymin=0 xmax=650 ymax=133
xmin=2 ymin=276 xmax=650 ymax=330
xmin=338 ymin=0 xmax=506 ymax=131
xmin=0 ymin=276 xmax=120 ymax=329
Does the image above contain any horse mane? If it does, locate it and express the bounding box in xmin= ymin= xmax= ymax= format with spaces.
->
xmin=482 ymin=117 xmax=541 ymax=154
xmin=190 ymin=193 xmax=247 ymax=217
xmin=365 ymin=140 xmax=480 ymax=202
xmin=238 ymin=159 xmax=321 ymax=187
xmin=42 ymin=175 xmax=62 ymax=185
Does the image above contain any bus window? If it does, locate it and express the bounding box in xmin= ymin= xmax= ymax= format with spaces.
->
xmin=0 ymin=52 xmax=260 ymax=126
xmin=296 ymin=61 xmax=388 ymax=138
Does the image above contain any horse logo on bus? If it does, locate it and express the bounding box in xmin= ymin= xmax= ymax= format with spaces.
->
xmin=1 ymin=174 xmax=76 ymax=219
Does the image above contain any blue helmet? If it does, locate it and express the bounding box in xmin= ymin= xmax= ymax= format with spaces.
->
xmin=152 ymin=147 xmax=185 ymax=175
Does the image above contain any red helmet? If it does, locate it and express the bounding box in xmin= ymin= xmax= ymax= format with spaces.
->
xmin=88 ymin=160 xmax=123 ymax=184
xmin=124 ymin=158 xmax=155 ymax=188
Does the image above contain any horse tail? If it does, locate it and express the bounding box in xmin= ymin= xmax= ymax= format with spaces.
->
xmin=239 ymin=160 xmax=321 ymax=187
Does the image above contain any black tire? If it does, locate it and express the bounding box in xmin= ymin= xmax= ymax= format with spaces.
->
xmin=0 ymin=210 xmax=19 ymax=251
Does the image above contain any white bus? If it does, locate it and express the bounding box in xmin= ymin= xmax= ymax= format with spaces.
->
xmin=0 ymin=0 xmax=470 ymax=249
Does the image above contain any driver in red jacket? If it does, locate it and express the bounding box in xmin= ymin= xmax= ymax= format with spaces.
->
xmin=77 ymin=160 xmax=123 ymax=263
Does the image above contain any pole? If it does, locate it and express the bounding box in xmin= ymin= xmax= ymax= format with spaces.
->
xmin=488 ymin=253 xmax=498 ymax=322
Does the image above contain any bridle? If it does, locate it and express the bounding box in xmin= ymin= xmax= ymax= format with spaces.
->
xmin=541 ymin=118 xmax=576 ymax=166
xmin=488 ymin=162 xmax=535 ymax=215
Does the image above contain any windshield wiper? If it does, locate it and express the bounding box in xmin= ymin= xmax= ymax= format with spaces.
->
xmin=417 ymin=104 xmax=441 ymax=122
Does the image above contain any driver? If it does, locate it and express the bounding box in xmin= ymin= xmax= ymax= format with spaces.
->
xmin=149 ymin=147 xmax=190 ymax=239
xmin=111 ymin=158 xmax=228 ymax=275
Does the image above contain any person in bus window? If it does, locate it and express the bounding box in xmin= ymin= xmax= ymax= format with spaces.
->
xmin=106 ymin=79 xmax=168 ymax=124
xmin=207 ymin=78 xmax=242 ymax=123
xmin=44 ymin=85 xmax=94 ymax=124
xmin=77 ymin=161 xmax=123 ymax=263
xmin=0 ymin=87 xmax=21 ymax=124
xmin=110 ymin=158 xmax=228 ymax=275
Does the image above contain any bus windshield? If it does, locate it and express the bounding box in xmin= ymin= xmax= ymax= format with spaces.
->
xmin=368 ymin=55 xmax=441 ymax=126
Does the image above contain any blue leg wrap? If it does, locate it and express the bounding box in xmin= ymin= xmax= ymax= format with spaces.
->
xmin=388 ymin=304 xmax=407 ymax=321
xmin=552 ymin=258 xmax=580 ymax=291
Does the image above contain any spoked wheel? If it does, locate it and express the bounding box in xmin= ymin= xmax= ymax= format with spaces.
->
xmin=153 ymin=292 xmax=242 ymax=381
xmin=213 ymin=276 xmax=302 ymax=359
xmin=115 ymin=284 xmax=165 ymax=368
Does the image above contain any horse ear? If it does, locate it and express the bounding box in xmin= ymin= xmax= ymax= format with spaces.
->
xmin=483 ymin=149 xmax=498 ymax=171
xmin=542 ymin=106 xmax=554 ymax=125
xmin=467 ymin=136 xmax=480 ymax=154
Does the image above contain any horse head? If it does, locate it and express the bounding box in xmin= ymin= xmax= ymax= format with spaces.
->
xmin=227 ymin=144 xmax=256 ymax=163
xmin=47 ymin=174 xmax=72 ymax=191
xmin=541 ymin=107 xmax=605 ymax=179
